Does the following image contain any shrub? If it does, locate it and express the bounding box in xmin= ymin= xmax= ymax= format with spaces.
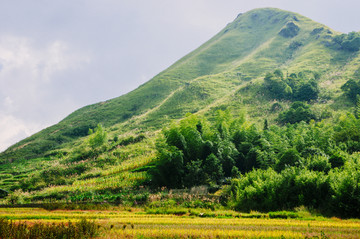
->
xmin=88 ymin=124 xmax=107 ymax=149
xmin=341 ymin=79 xmax=360 ymax=103
xmin=269 ymin=211 xmax=298 ymax=219
xmin=227 ymin=168 xmax=283 ymax=212
xmin=306 ymin=155 xmax=331 ymax=173
xmin=226 ymin=167 xmax=331 ymax=213
xmin=277 ymin=102 xmax=316 ymax=124
xmin=294 ymin=169 xmax=330 ymax=208
xmin=6 ymin=190 xmax=25 ymax=205
xmin=270 ymin=102 xmax=283 ymax=112
xmin=279 ymin=22 xmax=300 ymax=38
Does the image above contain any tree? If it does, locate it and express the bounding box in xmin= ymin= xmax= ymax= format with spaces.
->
xmin=184 ymin=160 xmax=206 ymax=187
xmin=264 ymin=72 xmax=292 ymax=99
xmin=150 ymin=145 xmax=185 ymax=188
xmin=276 ymin=148 xmax=302 ymax=171
xmin=273 ymin=69 xmax=284 ymax=79
xmin=294 ymin=80 xmax=319 ymax=101
xmin=263 ymin=119 xmax=269 ymax=131
xmin=277 ymin=102 xmax=316 ymax=124
xmin=341 ymin=79 xmax=360 ymax=103
xmin=203 ymin=154 xmax=224 ymax=184
xmin=88 ymin=124 xmax=107 ymax=149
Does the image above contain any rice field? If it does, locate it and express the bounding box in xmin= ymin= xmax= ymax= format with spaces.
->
xmin=0 ymin=207 xmax=359 ymax=238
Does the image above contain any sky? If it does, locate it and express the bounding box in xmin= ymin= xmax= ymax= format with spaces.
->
xmin=0 ymin=0 xmax=359 ymax=152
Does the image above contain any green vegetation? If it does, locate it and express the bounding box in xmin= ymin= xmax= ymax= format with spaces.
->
xmin=0 ymin=8 xmax=360 ymax=221
xmin=88 ymin=124 xmax=107 ymax=150
xmin=149 ymin=110 xmax=360 ymax=218
xmin=341 ymin=78 xmax=360 ymax=103
xmin=279 ymin=22 xmax=300 ymax=38
xmin=331 ymin=31 xmax=360 ymax=52
xmin=277 ymin=101 xmax=317 ymax=124
xmin=264 ymin=70 xmax=320 ymax=101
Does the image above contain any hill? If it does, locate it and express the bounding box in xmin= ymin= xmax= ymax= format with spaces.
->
xmin=3 ymin=7 xmax=354 ymax=161
xmin=0 ymin=8 xmax=359 ymax=211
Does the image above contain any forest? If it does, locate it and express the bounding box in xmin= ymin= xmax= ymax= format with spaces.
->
xmin=149 ymin=70 xmax=360 ymax=218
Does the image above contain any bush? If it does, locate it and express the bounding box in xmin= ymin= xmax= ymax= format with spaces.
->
xmin=293 ymin=169 xmax=330 ymax=208
xmin=279 ymin=22 xmax=300 ymax=38
xmin=227 ymin=168 xmax=283 ymax=212
xmin=270 ymin=102 xmax=283 ymax=112
xmin=226 ymin=167 xmax=331 ymax=213
xmin=269 ymin=211 xmax=298 ymax=219
xmin=6 ymin=190 xmax=25 ymax=205
xmin=264 ymin=70 xmax=319 ymax=102
xmin=277 ymin=102 xmax=316 ymax=124
xmin=341 ymin=79 xmax=360 ymax=103
xmin=88 ymin=124 xmax=107 ymax=149
xmin=332 ymin=32 xmax=360 ymax=52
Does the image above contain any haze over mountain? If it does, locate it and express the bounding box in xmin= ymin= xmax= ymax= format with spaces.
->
xmin=0 ymin=8 xmax=359 ymax=201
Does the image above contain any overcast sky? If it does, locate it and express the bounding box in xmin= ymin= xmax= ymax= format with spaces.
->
xmin=1 ymin=0 xmax=359 ymax=152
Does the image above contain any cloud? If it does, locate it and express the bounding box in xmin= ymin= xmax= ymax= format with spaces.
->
xmin=0 ymin=114 xmax=43 ymax=152
xmin=0 ymin=35 xmax=90 ymax=152
xmin=0 ymin=35 xmax=90 ymax=87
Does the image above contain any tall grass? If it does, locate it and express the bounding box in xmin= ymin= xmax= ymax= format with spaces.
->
xmin=0 ymin=218 xmax=99 ymax=239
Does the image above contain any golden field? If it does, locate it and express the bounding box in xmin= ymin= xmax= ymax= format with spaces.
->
xmin=0 ymin=207 xmax=359 ymax=238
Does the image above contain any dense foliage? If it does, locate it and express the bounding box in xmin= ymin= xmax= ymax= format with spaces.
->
xmin=264 ymin=70 xmax=319 ymax=101
xmin=150 ymin=111 xmax=360 ymax=217
xmin=341 ymin=79 xmax=360 ymax=103
xmin=226 ymin=159 xmax=360 ymax=218
xmin=277 ymin=101 xmax=317 ymax=124
xmin=278 ymin=22 xmax=300 ymax=38
xmin=332 ymin=31 xmax=360 ymax=52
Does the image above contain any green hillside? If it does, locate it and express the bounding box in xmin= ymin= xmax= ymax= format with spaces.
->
xmin=0 ymin=8 xmax=359 ymax=213
xmin=2 ymin=7 xmax=346 ymax=161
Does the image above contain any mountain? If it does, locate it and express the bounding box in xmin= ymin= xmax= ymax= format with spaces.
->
xmin=0 ymin=8 xmax=359 ymax=199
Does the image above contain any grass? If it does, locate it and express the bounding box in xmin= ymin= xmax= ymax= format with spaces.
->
xmin=0 ymin=207 xmax=359 ymax=238
xmin=0 ymin=217 xmax=98 ymax=239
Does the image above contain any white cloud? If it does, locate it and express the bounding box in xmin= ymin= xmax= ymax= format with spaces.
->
xmin=0 ymin=35 xmax=90 ymax=86
xmin=3 ymin=96 xmax=13 ymax=109
xmin=0 ymin=114 xmax=43 ymax=152
xmin=0 ymin=35 xmax=90 ymax=152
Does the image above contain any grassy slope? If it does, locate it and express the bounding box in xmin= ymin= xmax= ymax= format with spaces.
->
xmin=0 ymin=8 xmax=359 ymax=196
xmin=0 ymin=8 xmax=301 ymax=161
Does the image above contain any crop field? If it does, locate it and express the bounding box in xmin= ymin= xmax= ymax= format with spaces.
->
xmin=0 ymin=207 xmax=359 ymax=238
